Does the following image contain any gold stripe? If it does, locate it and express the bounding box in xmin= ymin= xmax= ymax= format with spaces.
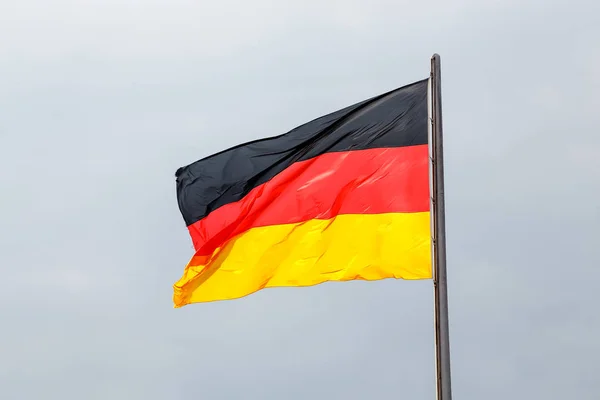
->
xmin=173 ymin=212 xmax=432 ymax=306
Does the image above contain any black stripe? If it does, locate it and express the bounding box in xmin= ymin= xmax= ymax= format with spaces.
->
xmin=176 ymin=78 xmax=429 ymax=226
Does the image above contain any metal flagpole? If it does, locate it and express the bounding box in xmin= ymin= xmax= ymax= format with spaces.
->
xmin=430 ymin=53 xmax=452 ymax=400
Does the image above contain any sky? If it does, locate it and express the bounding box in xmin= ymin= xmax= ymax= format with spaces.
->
xmin=1 ymin=0 xmax=599 ymax=399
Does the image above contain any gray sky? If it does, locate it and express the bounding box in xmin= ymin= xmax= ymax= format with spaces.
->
xmin=1 ymin=0 xmax=599 ymax=399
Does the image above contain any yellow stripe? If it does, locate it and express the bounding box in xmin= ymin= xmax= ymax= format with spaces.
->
xmin=173 ymin=212 xmax=432 ymax=306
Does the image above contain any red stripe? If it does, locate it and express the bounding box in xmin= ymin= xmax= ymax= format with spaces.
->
xmin=188 ymin=145 xmax=430 ymax=255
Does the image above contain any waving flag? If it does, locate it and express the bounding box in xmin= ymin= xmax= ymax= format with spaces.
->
xmin=173 ymin=78 xmax=431 ymax=307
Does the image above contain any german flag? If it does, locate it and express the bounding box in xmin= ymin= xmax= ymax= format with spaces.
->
xmin=173 ymin=79 xmax=432 ymax=307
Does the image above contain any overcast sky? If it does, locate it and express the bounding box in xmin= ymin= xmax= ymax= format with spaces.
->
xmin=1 ymin=0 xmax=599 ymax=399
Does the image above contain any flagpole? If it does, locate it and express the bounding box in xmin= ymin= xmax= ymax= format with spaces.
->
xmin=430 ymin=53 xmax=452 ymax=400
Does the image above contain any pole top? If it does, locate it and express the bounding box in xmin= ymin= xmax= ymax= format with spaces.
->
xmin=431 ymin=54 xmax=441 ymax=77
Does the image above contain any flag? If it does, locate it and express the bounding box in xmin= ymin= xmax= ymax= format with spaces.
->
xmin=173 ymin=78 xmax=432 ymax=307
